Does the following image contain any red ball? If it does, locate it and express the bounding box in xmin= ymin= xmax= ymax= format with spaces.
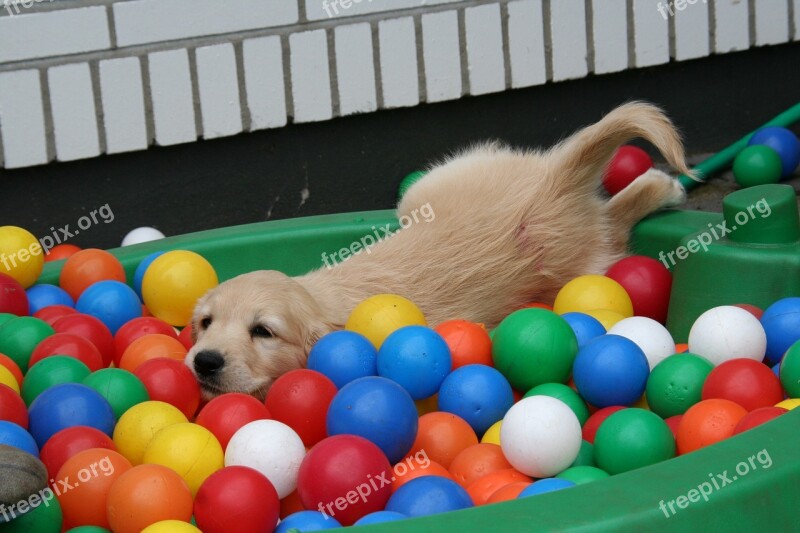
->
xmin=733 ymin=406 xmax=787 ymax=435
xmin=606 ymin=255 xmax=673 ymax=323
xmin=265 ymin=369 xmax=337 ymax=447
xmin=52 ymin=313 xmax=115 ymax=367
xmin=582 ymin=405 xmax=626 ymax=443
xmin=196 ymin=393 xmax=272 ymax=450
xmin=0 ymin=273 xmax=29 ymax=316
xmin=114 ymin=317 xmax=178 ymax=367
xmin=39 ymin=425 xmax=117 ymax=481
xmin=0 ymin=383 xmax=28 ymax=428
xmin=177 ymin=323 xmax=194 ymax=350
xmin=602 ymin=145 xmax=654 ymax=195
xmin=133 ymin=358 xmax=201 ymax=419
xmin=195 ymin=466 xmax=280 ymax=533
xmin=664 ymin=415 xmax=682 ymax=440
xmin=733 ymin=304 xmax=764 ymax=320
xmin=33 ymin=305 xmax=78 ymax=325
xmin=44 ymin=244 xmax=81 ymax=263
xmin=297 ymin=435 xmax=393 ymax=526
xmin=701 ymin=358 xmax=783 ymax=411
xmin=28 ymin=332 xmax=104 ymax=372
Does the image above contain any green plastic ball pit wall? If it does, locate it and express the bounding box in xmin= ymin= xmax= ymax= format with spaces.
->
xmin=28 ymin=188 xmax=800 ymax=532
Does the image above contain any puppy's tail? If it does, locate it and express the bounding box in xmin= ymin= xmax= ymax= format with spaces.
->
xmin=549 ymin=101 xmax=696 ymax=193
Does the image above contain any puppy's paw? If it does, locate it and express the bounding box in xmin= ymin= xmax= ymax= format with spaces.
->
xmin=638 ymin=168 xmax=686 ymax=208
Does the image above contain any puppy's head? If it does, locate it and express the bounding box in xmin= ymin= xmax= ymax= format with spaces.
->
xmin=185 ymin=271 xmax=334 ymax=400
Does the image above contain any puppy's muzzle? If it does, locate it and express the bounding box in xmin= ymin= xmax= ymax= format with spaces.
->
xmin=194 ymin=350 xmax=225 ymax=378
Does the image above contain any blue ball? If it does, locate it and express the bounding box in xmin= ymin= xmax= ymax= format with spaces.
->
xmin=133 ymin=251 xmax=166 ymax=300
xmin=308 ymin=330 xmax=377 ymax=388
xmin=562 ymin=312 xmax=607 ymax=348
xmin=76 ymin=280 xmax=142 ymax=334
xmin=0 ymin=421 xmax=39 ymax=456
xmin=353 ymin=511 xmax=406 ymax=525
xmin=385 ymin=476 xmax=473 ymax=517
xmin=518 ymin=477 xmax=575 ymax=497
xmin=437 ymin=364 xmax=513 ymax=436
xmin=326 ymin=377 xmax=418 ymax=464
xmin=275 ymin=510 xmax=341 ymax=532
xmin=377 ymin=326 xmax=451 ymax=400
xmin=28 ymin=383 xmax=115 ymax=448
xmin=761 ymin=297 xmax=800 ymax=364
xmin=748 ymin=126 xmax=800 ymax=177
xmin=25 ymin=284 xmax=74 ymax=314
xmin=773 ymin=361 xmax=781 ymax=379
xmin=573 ymin=334 xmax=649 ymax=407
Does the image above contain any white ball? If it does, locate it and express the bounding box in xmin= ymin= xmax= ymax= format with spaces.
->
xmin=500 ymin=396 xmax=581 ymax=478
xmin=609 ymin=316 xmax=676 ymax=369
xmin=121 ymin=226 xmax=165 ymax=246
xmin=688 ymin=306 xmax=767 ymax=366
xmin=225 ymin=420 xmax=306 ymax=498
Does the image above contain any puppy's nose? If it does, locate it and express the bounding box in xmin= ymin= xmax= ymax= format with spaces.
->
xmin=194 ymin=350 xmax=225 ymax=377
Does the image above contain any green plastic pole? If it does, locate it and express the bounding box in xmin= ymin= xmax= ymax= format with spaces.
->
xmin=679 ymin=102 xmax=800 ymax=190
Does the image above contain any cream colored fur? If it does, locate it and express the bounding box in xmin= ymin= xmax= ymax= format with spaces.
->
xmin=186 ymin=102 xmax=692 ymax=398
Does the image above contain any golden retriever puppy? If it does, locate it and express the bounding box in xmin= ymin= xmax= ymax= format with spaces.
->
xmin=187 ymin=102 xmax=692 ymax=399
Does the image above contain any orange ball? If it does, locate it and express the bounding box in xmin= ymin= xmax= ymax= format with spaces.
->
xmin=0 ymin=353 xmax=23 ymax=388
xmin=434 ymin=320 xmax=493 ymax=369
xmin=466 ymin=468 xmax=532 ymax=505
xmin=119 ymin=334 xmax=188 ymax=373
xmin=675 ymin=343 xmax=689 ymax=353
xmin=449 ymin=443 xmax=512 ymax=488
xmin=60 ymin=249 xmax=126 ymax=300
xmin=45 ymin=244 xmax=82 ymax=263
xmin=677 ymin=399 xmax=748 ymax=455
xmin=392 ymin=460 xmax=454 ymax=493
xmin=106 ymin=464 xmax=194 ymax=533
xmin=280 ymin=489 xmax=305 ymax=519
xmin=409 ymin=412 xmax=478 ymax=469
xmin=521 ymin=302 xmax=553 ymax=311
xmin=485 ymin=481 xmax=531 ymax=504
xmin=55 ymin=448 xmax=132 ymax=530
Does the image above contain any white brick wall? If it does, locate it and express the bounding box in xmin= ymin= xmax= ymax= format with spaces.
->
xmin=0 ymin=0 xmax=788 ymax=168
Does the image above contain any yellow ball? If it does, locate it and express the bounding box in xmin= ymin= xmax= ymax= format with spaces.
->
xmin=142 ymin=422 xmax=223 ymax=495
xmin=113 ymin=401 xmax=188 ymax=465
xmin=775 ymin=398 xmax=800 ymax=411
xmin=141 ymin=520 xmax=201 ymax=533
xmin=585 ymin=309 xmax=628 ymax=330
xmin=633 ymin=393 xmax=650 ymax=410
xmin=0 ymin=226 xmax=44 ymax=288
xmin=142 ymin=250 xmax=218 ymax=327
xmin=345 ymin=294 xmax=426 ymax=348
xmin=0 ymin=365 xmax=20 ymax=394
xmin=554 ymin=275 xmax=634 ymax=317
xmin=481 ymin=420 xmax=502 ymax=445
xmin=415 ymin=394 xmax=439 ymax=417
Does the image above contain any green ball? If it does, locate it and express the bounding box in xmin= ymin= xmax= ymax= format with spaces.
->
xmin=594 ymin=408 xmax=675 ymax=475
xmin=525 ymin=383 xmax=590 ymax=425
xmin=0 ymin=317 xmax=55 ymax=373
xmin=397 ymin=170 xmax=426 ymax=200
xmin=0 ymin=488 xmax=62 ymax=532
xmin=0 ymin=314 xmax=16 ymax=328
xmin=22 ymin=356 xmax=91 ymax=406
xmin=556 ymin=465 xmax=609 ymax=485
xmin=569 ymin=439 xmax=595 ymax=467
xmin=733 ymin=145 xmax=783 ymax=188
xmin=779 ymin=340 xmax=800 ymax=397
xmin=645 ymin=353 xmax=714 ymax=418
xmin=82 ymin=368 xmax=149 ymax=420
xmin=492 ymin=309 xmax=578 ymax=391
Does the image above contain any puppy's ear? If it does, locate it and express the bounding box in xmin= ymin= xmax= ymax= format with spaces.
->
xmin=548 ymin=101 xmax=695 ymax=194
xmin=302 ymin=318 xmax=336 ymax=356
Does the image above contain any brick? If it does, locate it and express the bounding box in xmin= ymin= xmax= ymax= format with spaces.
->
xmin=335 ymin=23 xmax=377 ymax=116
xmin=421 ymin=10 xmax=461 ymax=103
xmin=465 ymin=3 xmax=505 ymax=95
xmin=754 ymin=0 xmax=790 ymax=46
xmin=674 ymin=0 xmax=710 ymax=60
xmin=242 ymin=36 xmax=287 ymax=130
xmin=633 ymin=0 xmax=669 ymax=67
xmin=195 ymin=44 xmax=243 ymax=139
xmin=0 ymin=70 xmax=48 ymax=169
xmin=148 ymin=49 xmax=196 ymax=146
xmin=48 ymin=63 xmax=100 ymax=162
xmin=378 ymin=17 xmax=419 ymax=108
xmin=290 ymin=30 xmax=333 ymax=123
xmin=550 ymin=0 xmax=588 ymax=81
xmin=713 ymin=0 xmax=750 ymax=53
xmin=591 ymin=0 xmax=627 ymax=74
xmin=99 ymin=57 xmax=148 ymax=154
xmin=507 ymin=0 xmax=546 ymax=88
xmin=306 ymin=0 xmax=461 ymax=21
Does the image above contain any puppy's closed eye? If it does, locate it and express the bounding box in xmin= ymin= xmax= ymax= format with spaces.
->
xmin=200 ymin=317 xmax=212 ymax=330
xmin=251 ymin=325 xmax=274 ymax=339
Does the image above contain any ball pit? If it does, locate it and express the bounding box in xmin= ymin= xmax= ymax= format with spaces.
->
xmin=688 ymin=306 xmax=767 ymax=365
xmin=307 ymin=330 xmax=378 ymax=388
xmin=194 ymin=466 xmax=280 ymax=533
xmin=593 ymin=408 xmax=675 ymax=474
xmin=195 ymin=393 xmax=272 ymax=450
xmin=265 ymin=369 xmax=337 ymax=447
xmin=345 ymin=293 xmax=427 ymax=348
xmin=2 ymin=211 xmax=800 ymax=532
xmin=385 ymin=475 xmax=473 ymax=517
xmin=25 ymin=284 xmax=73 ymax=314
xmin=141 ymin=251 xmax=218 ymax=327
xmin=437 ymin=364 xmax=513 ymax=436
xmin=59 ymin=249 xmax=126 ymax=301
xmin=573 ymin=335 xmax=650 ymax=407
xmin=377 ymin=325 xmax=451 ymax=400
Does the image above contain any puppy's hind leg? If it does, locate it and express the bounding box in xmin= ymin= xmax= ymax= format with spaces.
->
xmin=605 ymin=168 xmax=686 ymax=250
